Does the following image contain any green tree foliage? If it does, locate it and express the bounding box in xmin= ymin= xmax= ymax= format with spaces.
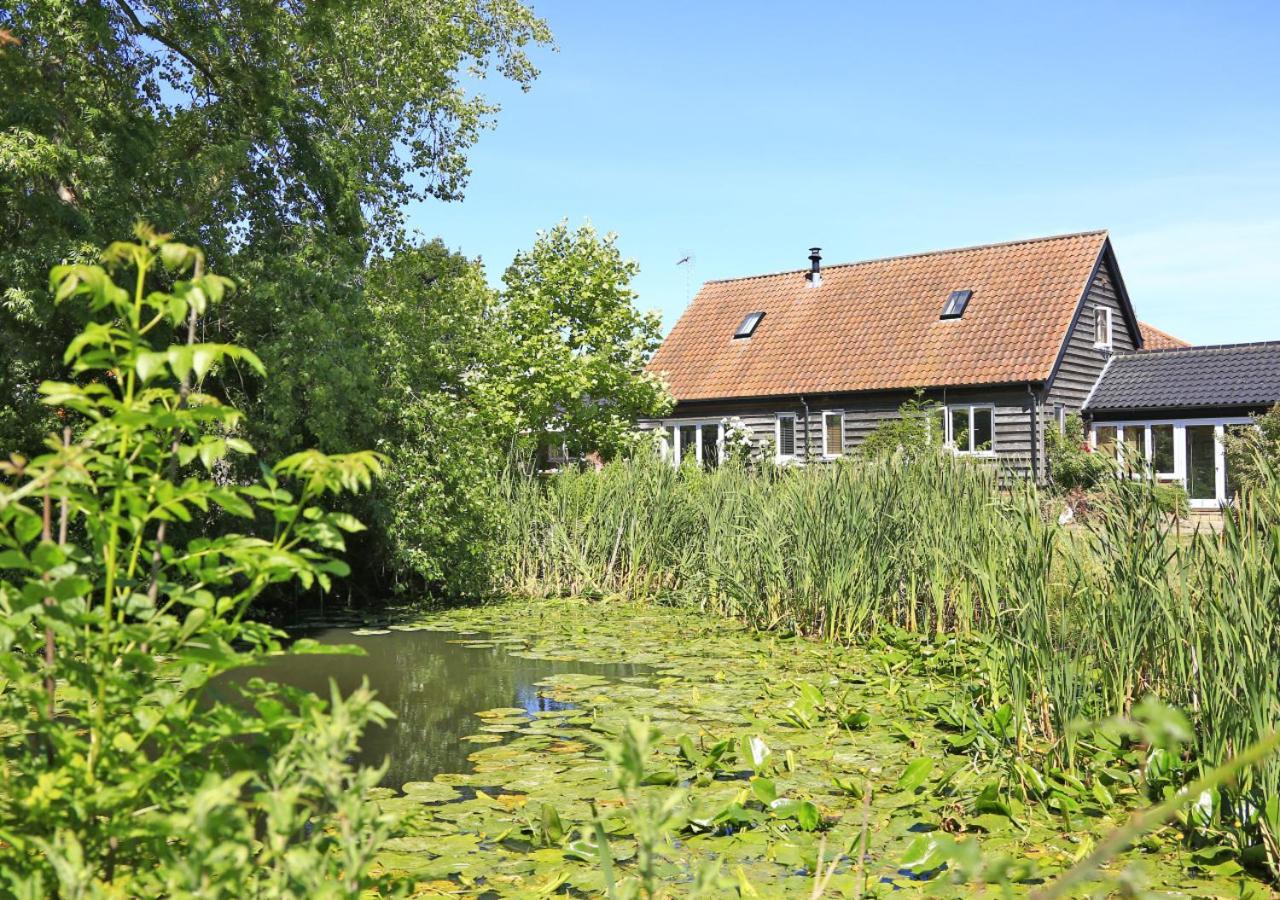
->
xmin=0 ymin=230 xmax=396 ymax=894
xmin=361 ymin=240 xmax=506 ymax=595
xmin=0 ymin=0 xmax=551 ymax=455
xmin=346 ymin=228 xmax=672 ymax=597
xmin=489 ymin=221 xmax=672 ymax=460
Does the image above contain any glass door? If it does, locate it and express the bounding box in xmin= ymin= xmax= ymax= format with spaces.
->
xmin=699 ymin=423 xmax=720 ymax=469
xmin=677 ymin=425 xmax=697 ymax=466
xmin=1184 ymin=425 xmax=1217 ymax=503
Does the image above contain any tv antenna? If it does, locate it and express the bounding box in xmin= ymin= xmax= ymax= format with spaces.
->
xmin=676 ymin=251 xmax=696 ymax=305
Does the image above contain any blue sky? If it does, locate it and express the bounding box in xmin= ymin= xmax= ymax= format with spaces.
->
xmin=410 ymin=1 xmax=1280 ymax=344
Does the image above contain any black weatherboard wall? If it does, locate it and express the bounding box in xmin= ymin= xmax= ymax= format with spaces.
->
xmin=646 ymin=384 xmax=1039 ymax=478
xmin=1042 ymin=248 xmax=1141 ymax=470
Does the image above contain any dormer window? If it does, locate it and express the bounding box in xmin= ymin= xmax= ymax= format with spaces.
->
xmin=734 ymin=311 xmax=764 ymax=339
xmin=940 ymin=290 xmax=972 ymax=320
xmin=1093 ymin=305 xmax=1113 ymax=349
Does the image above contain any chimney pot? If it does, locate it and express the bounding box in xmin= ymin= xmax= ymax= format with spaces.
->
xmin=806 ymin=247 xmax=822 ymax=287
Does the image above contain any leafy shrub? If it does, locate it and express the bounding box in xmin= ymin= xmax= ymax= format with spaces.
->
xmin=1225 ymin=403 xmax=1280 ymax=495
xmin=1045 ymin=413 xmax=1111 ymax=491
xmin=0 ymin=229 xmax=396 ymax=895
xmin=859 ymin=391 xmax=944 ymax=461
xmin=721 ymin=416 xmax=759 ymax=468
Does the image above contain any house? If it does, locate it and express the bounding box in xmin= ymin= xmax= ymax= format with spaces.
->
xmin=643 ymin=230 xmax=1150 ymax=478
xmin=641 ymin=229 xmax=1279 ymax=503
xmin=1083 ymin=341 xmax=1280 ymax=507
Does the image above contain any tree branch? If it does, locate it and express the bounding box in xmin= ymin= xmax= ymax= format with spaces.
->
xmin=109 ymin=0 xmax=220 ymax=92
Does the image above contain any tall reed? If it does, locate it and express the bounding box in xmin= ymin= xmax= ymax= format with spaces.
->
xmin=498 ymin=451 xmax=1013 ymax=635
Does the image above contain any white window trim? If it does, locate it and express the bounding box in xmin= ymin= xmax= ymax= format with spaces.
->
xmin=822 ymin=410 xmax=845 ymax=459
xmin=671 ymin=419 xmax=725 ymax=468
xmin=945 ymin=404 xmax=997 ymax=456
xmin=1090 ymin=416 xmax=1253 ymax=507
xmin=1093 ymin=305 xmax=1114 ymax=350
xmin=775 ymin=413 xmax=797 ymax=462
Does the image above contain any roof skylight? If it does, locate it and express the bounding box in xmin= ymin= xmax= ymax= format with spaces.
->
xmin=940 ymin=290 xmax=972 ymax=320
xmin=734 ymin=311 xmax=765 ymax=339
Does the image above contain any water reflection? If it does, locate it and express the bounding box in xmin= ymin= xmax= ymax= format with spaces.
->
xmin=221 ymin=627 xmax=646 ymax=788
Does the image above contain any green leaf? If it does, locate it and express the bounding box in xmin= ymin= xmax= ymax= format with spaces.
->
xmin=540 ymin=803 xmax=565 ymax=846
xmin=840 ymin=709 xmax=871 ymax=729
xmin=742 ymin=735 xmax=771 ymax=773
xmin=896 ymin=758 xmax=934 ymax=793
xmin=769 ymin=799 xmax=820 ymax=831
xmin=135 ymin=351 xmax=167 ymax=383
xmin=899 ymin=834 xmax=951 ymax=874
xmin=750 ymin=777 xmax=777 ymax=805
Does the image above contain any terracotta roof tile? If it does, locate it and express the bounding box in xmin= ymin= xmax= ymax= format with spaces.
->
xmin=1138 ymin=321 xmax=1190 ymax=350
xmin=648 ymin=231 xmax=1110 ymax=401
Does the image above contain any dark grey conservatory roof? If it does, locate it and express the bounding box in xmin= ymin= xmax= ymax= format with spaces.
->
xmin=1086 ymin=341 xmax=1280 ymax=413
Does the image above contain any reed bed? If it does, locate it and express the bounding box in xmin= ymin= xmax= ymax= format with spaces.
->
xmin=499 ymin=453 xmax=1012 ymax=635
xmin=497 ymin=450 xmax=1280 ymax=870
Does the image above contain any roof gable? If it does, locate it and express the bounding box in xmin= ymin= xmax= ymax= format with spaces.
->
xmin=1138 ymin=321 xmax=1190 ymax=349
xmin=648 ymin=231 xmax=1110 ymax=401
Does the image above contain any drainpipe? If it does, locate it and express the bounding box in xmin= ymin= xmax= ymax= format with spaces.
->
xmin=1027 ymin=382 xmax=1040 ymax=482
xmin=800 ymin=395 xmax=811 ymax=461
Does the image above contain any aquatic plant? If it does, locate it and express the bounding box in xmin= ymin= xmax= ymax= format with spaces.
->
xmin=497 ymin=448 xmax=1280 ymax=880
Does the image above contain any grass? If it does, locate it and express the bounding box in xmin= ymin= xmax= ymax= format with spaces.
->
xmin=496 ymin=448 xmax=1280 ymax=880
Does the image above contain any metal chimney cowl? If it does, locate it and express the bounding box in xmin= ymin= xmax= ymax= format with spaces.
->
xmin=806 ymin=247 xmax=822 ymax=287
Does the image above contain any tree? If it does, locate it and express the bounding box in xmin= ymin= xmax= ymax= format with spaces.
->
xmin=0 ymin=0 xmax=552 ymax=455
xmin=489 ymin=221 xmax=672 ymax=459
xmin=1224 ymin=403 xmax=1280 ymax=494
xmin=360 ymin=240 xmax=506 ymax=595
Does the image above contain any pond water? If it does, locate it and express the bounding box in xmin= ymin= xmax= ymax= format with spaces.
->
xmin=216 ymin=626 xmax=647 ymax=788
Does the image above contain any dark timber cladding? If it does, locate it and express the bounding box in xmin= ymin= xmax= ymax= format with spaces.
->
xmin=1041 ymin=246 xmax=1141 ymax=471
xmin=646 ymin=385 xmax=1038 ymax=478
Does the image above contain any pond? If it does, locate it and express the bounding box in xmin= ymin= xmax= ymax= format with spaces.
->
xmin=329 ymin=599 xmax=1262 ymax=896
xmin=219 ymin=625 xmax=648 ymax=788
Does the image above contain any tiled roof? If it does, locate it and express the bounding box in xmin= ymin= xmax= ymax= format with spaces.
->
xmin=1138 ymin=322 xmax=1189 ymax=350
xmin=648 ymin=231 xmax=1111 ymax=401
xmin=1086 ymin=342 xmax=1280 ymax=412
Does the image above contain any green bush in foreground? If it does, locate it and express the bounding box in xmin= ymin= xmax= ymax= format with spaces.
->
xmin=0 ymin=229 xmax=395 ymax=896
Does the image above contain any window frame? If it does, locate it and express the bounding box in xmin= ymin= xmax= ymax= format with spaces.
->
xmin=944 ymin=403 xmax=997 ymax=456
xmin=734 ymin=311 xmax=765 ymax=339
xmin=1089 ymin=416 xmax=1254 ymax=508
xmin=672 ymin=419 xmax=725 ymax=468
xmin=822 ymin=410 xmax=845 ymax=459
xmin=775 ymin=413 xmax=797 ymax=461
xmin=1093 ymin=305 xmax=1114 ymax=350
xmin=940 ymin=289 xmax=972 ymax=320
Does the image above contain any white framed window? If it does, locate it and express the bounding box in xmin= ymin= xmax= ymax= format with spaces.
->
xmin=1093 ymin=305 xmax=1113 ymax=350
xmin=672 ymin=420 xmax=724 ymax=469
xmin=945 ymin=404 xmax=996 ymax=455
xmin=1089 ymin=417 xmax=1253 ymax=508
xmin=822 ymin=411 xmax=845 ymax=458
xmin=775 ymin=413 xmax=797 ymax=460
